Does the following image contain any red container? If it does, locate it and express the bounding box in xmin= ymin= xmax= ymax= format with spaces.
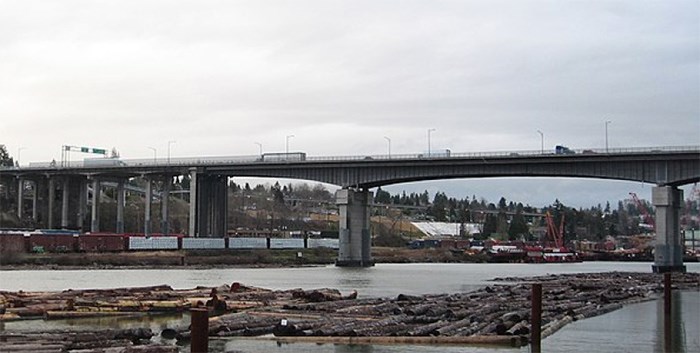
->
xmin=0 ymin=234 xmax=28 ymax=254
xmin=439 ymin=239 xmax=456 ymax=249
xmin=454 ymin=240 xmax=471 ymax=249
xmin=29 ymin=234 xmax=78 ymax=253
xmin=78 ymin=235 xmax=126 ymax=252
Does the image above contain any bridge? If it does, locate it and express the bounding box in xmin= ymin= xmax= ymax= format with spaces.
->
xmin=1 ymin=145 xmax=698 ymax=271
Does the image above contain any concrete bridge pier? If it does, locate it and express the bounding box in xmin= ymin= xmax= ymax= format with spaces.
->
xmin=76 ymin=178 xmax=88 ymax=231
xmin=47 ymin=177 xmax=56 ymax=228
xmin=336 ymin=188 xmax=374 ymax=267
xmin=34 ymin=178 xmax=49 ymax=227
xmin=191 ymin=173 xmax=228 ymax=237
xmin=116 ymin=179 xmax=126 ymax=233
xmin=161 ymin=175 xmax=171 ymax=234
xmin=16 ymin=178 xmax=25 ymax=220
xmin=652 ymin=186 xmax=686 ymax=273
xmin=61 ymin=178 xmax=69 ymax=228
xmin=31 ymin=180 xmax=38 ymax=221
xmin=144 ymin=177 xmax=152 ymax=235
xmin=90 ymin=178 xmax=101 ymax=232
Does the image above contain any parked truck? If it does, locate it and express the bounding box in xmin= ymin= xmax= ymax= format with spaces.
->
xmin=260 ymin=152 xmax=307 ymax=162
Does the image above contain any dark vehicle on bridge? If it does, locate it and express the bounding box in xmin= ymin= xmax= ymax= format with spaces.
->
xmin=555 ymin=145 xmax=575 ymax=155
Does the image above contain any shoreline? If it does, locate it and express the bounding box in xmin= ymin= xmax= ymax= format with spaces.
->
xmin=0 ymin=246 xmax=672 ymax=271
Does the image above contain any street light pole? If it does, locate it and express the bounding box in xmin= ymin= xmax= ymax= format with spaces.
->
xmin=147 ymin=147 xmax=157 ymax=164
xmin=537 ymin=130 xmax=544 ymax=154
xmin=604 ymin=121 xmax=609 ymax=153
xmin=286 ymin=135 xmax=294 ymax=154
xmin=167 ymin=140 xmax=176 ymax=165
xmin=254 ymin=142 xmax=262 ymax=156
xmin=427 ymin=129 xmax=435 ymax=157
xmin=384 ymin=136 xmax=391 ymax=157
xmin=17 ymin=147 xmax=26 ymax=167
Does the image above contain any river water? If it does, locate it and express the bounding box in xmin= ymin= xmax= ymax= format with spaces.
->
xmin=1 ymin=262 xmax=699 ymax=353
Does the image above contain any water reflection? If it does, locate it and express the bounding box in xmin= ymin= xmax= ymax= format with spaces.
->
xmin=655 ymin=291 xmax=689 ymax=353
xmin=334 ymin=344 xmax=374 ymax=353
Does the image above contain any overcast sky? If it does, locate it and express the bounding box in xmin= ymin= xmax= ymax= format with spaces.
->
xmin=1 ymin=1 xmax=698 ymax=208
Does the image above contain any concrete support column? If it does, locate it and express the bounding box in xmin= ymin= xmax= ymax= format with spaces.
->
xmin=91 ymin=179 xmax=101 ymax=232
xmin=144 ymin=177 xmax=152 ymax=235
xmin=652 ymin=186 xmax=686 ymax=273
xmin=197 ymin=175 xmax=210 ymax=237
xmin=77 ymin=179 xmax=88 ymax=231
xmin=336 ymin=188 xmax=374 ymax=267
xmin=191 ymin=173 xmax=227 ymax=237
xmin=188 ymin=170 xmax=198 ymax=237
xmin=161 ymin=176 xmax=171 ymax=234
xmin=35 ymin=178 xmax=49 ymax=227
xmin=31 ymin=181 xmax=38 ymax=221
xmin=47 ymin=177 xmax=55 ymax=229
xmin=212 ymin=175 xmax=228 ymax=237
xmin=2 ymin=177 xmax=9 ymax=199
xmin=61 ymin=178 xmax=69 ymax=228
xmin=116 ymin=180 xmax=125 ymax=233
xmin=17 ymin=178 xmax=24 ymax=219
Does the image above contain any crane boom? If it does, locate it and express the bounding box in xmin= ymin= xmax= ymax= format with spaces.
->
xmin=545 ymin=211 xmax=564 ymax=248
xmin=629 ymin=192 xmax=655 ymax=230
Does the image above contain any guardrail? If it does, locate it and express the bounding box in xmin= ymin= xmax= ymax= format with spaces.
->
xmin=3 ymin=145 xmax=698 ymax=171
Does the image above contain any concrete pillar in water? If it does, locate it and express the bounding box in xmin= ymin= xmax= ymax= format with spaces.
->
xmin=116 ymin=180 xmax=126 ymax=233
xmin=161 ymin=175 xmax=171 ymax=234
xmin=336 ymin=188 xmax=374 ymax=267
xmin=144 ymin=177 xmax=152 ymax=235
xmin=652 ymin=185 xmax=686 ymax=273
xmin=188 ymin=169 xmax=198 ymax=237
xmin=91 ymin=178 xmax=101 ymax=232
xmin=16 ymin=178 xmax=24 ymax=219
xmin=47 ymin=177 xmax=55 ymax=229
xmin=61 ymin=178 xmax=69 ymax=228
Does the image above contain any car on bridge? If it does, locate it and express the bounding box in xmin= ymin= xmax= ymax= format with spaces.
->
xmin=555 ymin=145 xmax=575 ymax=155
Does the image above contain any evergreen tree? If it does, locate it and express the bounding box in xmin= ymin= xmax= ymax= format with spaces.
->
xmin=0 ymin=145 xmax=14 ymax=167
xmin=482 ymin=213 xmax=498 ymax=237
xmin=508 ymin=210 xmax=529 ymax=240
xmin=375 ymin=187 xmax=392 ymax=204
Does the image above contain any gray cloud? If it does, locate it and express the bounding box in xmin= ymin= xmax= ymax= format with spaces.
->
xmin=1 ymin=0 xmax=698 ymax=207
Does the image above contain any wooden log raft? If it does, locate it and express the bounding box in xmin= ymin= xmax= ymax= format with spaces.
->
xmin=0 ymin=328 xmax=176 ymax=352
xmin=168 ymin=271 xmax=698 ymax=347
xmin=2 ymin=271 xmax=698 ymax=351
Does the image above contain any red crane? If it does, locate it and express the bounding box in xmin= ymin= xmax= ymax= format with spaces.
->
xmin=629 ymin=192 xmax=655 ymax=230
xmin=545 ymin=211 xmax=565 ymax=248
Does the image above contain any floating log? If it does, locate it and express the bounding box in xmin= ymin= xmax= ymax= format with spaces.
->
xmin=44 ymin=310 xmax=146 ymax=320
xmin=264 ymin=334 xmax=529 ymax=346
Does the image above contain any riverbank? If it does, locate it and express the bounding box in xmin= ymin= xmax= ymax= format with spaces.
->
xmin=0 ymin=247 xmax=488 ymax=270
xmin=1 ymin=271 xmax=697 ymax=352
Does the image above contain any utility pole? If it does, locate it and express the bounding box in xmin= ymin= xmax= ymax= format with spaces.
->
xmin=427 ymin=129 xmax=435 ymax=157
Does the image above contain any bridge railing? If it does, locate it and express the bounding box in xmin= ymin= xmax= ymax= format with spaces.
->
xmin=3 ymin=145 xmax=698 ymax=170
xmin=305 ymin=145 xmax=700 ymax=162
